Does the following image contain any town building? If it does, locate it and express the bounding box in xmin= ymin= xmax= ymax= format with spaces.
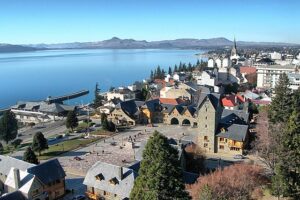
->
xmin=10 ymin=101 xmax=75 ymax=124
xmin=221 ymin=94 xmax=246 ymax=110
xmin=84 ymin=162 xmax=137 ymax=200
xmin=106 ymin=87 xmax=136 ymax=102
xmin=256 ymin=64 xmax=296 ymax=88
xmin=0 ymin=157 xmax=66 ymax=200
xmin=215 ymin=109 xmax=249 ymax=154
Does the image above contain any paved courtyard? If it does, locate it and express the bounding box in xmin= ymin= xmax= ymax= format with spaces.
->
xmin=58 ymin=124 xmax=199 ymax=176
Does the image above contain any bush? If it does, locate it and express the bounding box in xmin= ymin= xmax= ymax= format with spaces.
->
xmin=0 ymin=143 xmax=3 ymax=153
xmin=189 ymin=164 xmax=268 ymax=200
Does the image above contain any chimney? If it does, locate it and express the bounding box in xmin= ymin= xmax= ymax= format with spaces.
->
xmin=118 ymin=166 xmax=123 ymax=180
xmin=13 ymin=168 xmax=21 ymax=190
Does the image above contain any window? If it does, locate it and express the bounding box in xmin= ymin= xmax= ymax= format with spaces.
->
xmin=205 ymin=116 xmax=207 ymax=120
xmin=204 ymin=143 xmax=208 ymax=148
xmin=219 ymin=137 xmax=225 ymax=142
xmin=219 ymin=145 xmax=224 ymax=150
xmin=95 ymin=173 xmax=105 ymax=181
xmin=205 ymin=124 xmax=207 ymax=128
xmin=204 ymin=136 xmax=208 ymax=141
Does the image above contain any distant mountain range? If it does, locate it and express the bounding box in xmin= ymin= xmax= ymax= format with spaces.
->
xmin=1 ymin=37 xmax=299 ymax=53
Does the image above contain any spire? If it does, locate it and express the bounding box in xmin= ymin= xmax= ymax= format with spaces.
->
xmin=231 ymin=36 xmax=237 ymax=57
xmin=234 ymin=36 xmax=237 ymax=50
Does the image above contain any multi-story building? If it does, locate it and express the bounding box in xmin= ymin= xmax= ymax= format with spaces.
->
xmin=84 ymin=162 xmax=137 ymax=200
xmin=0 ymin=157 xmax=66 ymax=200
xmin=256 ymin=64 xmax=296 ymax=88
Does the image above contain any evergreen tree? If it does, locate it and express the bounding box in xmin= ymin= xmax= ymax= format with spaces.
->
xmin=174 ymin=64 xmax=178 ymax=72
xmin=168 ymin=66 xmax=172 ymax=75
xmin=100 ymin=113 xmax=107 ymax=124
xmin=0 ymin=111 xmax=18 ymax=144
xmin=157 ymin=66 xmax=162 ymax=79
xmin=141 ymin=87 xmax=149 ymax=101
xmin=150 ymin=70 xmax=154 ymax=80
xmin=66 ymin=111 xmax=78 ymax=132
xmin=271 ymin=88 xmax=300 ymax=199
xmin=130 ymin=131 xmax=190 ymax=200
xmin=188 ymin=62 xmax=192 ymax=72
xmin=268 ymin=73 xmax=293 ymax=123
xmin=32 ymin=132 xmax=48 ymax=156
xmin=102 ymin=118 xmax=115 ymax=132
xmin=23 ymin=147 xmax=39 ymax=164
xmin=94 ymin=82 xmax=103 ymax=108
xmin=161 ymin=69 xmax=165 ymax=79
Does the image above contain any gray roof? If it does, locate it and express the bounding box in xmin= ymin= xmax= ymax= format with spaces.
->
xmin=27 ymin=159 xmax=65 ymax=185
xmin=0 ymin=155 xmax=35 ymax=176
xmin=216 ymin=123 xmax=248 ymax=142
xmin=39 ymin=103 xmax=75 ymax=114
xmin=83 ymin=162 xmax=137 ymax=199
xmin=196 ymin=92 xmax=220 ymax=111
xmin=12 ymin=101 xmax=75 ymax=114
xmin=161 ymin=104 xmax=175 ymax=114
xmin=142 ymin=99 xmax=160 ymax=112
xmin=116 ymin=100 xmax=144 ymax=118
xmin=0 ymin=191 xmax=27 ymax=200
xmin=221 ymin=109 xmax=249 ymax=125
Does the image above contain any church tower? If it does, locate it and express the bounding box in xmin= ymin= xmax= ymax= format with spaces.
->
xmin=231 ymin=37 xmax=237 ymax=57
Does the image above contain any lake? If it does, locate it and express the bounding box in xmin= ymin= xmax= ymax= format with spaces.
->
xmin=0 ymin=49 xmax=202 ymax=109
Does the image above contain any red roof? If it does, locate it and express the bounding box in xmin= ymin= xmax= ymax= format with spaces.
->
xmin=240 ymin=66 xmax=256 ymax=74
xmin=221 ymin=95 xmax=245 ymax=107
xmin=159 ymin=98 xmax=184 ymax=105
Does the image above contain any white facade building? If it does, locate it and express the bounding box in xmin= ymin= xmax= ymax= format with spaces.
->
xmin=256 ymin=64 xmax=296 ymax=88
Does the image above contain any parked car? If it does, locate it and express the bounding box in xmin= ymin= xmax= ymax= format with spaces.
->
xmin=233 ymin=154 xmax=245 ymax=159
xmin=72 ymin=195 xmax=86 ymax=200
xmin=55 ymin=135 xmax=63 ymax=139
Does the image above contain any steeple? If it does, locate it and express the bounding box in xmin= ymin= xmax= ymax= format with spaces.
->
xmin=231 ymin=36 xmax=237 ymax=56
xmin=233 ymin=36 xmax=237 ymax=50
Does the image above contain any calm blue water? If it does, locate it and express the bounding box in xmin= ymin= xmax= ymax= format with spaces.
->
xmin=0 ymin=49 xmax=202 ymax=109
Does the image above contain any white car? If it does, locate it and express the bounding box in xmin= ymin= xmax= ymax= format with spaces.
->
xmin=233 ymin=154 xmax=245 ymax=159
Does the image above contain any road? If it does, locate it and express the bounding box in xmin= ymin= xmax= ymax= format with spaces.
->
xmin=17 ymin=115 xmax=88 ymax=143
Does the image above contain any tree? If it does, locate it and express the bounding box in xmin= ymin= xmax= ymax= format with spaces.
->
xmin=268 ymin=73 xmax=293 ymax=123
xmin=168 ymin=66 xmax=172 ymax=75
xmin=184 ymin=144 xmax=206 ymax=174
xmin=0 ymin=111 xmax=18 ymax=144
xmin=32 ymin=132 xmax=48 ymax=156
xmin=94 ymin=82 xmax=103 ymax=108
xmin=0 ymin=143 xmax=3 ymax=153
xmin=130 ymin=131 xmax=190 ymax=200
xmin=150 ymin=70 xmax=154 ymax=80
xmin=102 ymin=118 xmax=115 ymax=132
xmin=66 ymin=111 xmax=78 ymax=132
xmin=174 ymin=64 xmax=178 ymax=72
xmin=100 ymin=113 xmax=107 ymax=124
xmin=23 ymin=147 xmax=39 ymax=164
xmin=141 ymin=87 xmax=149 ymax=101
xmin=271 ymin=91 xmax=300 ymax=199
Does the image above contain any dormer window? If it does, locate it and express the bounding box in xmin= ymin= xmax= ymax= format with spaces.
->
xmin=95 ymin=173 xmax=105 ymax=181
xmin=109 ymin=177 xmax=119 ymax=185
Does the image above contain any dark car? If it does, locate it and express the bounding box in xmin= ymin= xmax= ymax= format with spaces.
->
xmin=72 ymin=195 xmax=86 ymax=200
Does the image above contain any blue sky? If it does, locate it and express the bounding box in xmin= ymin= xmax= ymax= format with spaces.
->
xmin=0 ymin=0 xmax=299 ymax=44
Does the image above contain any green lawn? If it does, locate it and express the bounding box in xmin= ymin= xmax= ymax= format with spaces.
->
xmin=38 ymin=137 xmax=101 ymax=160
